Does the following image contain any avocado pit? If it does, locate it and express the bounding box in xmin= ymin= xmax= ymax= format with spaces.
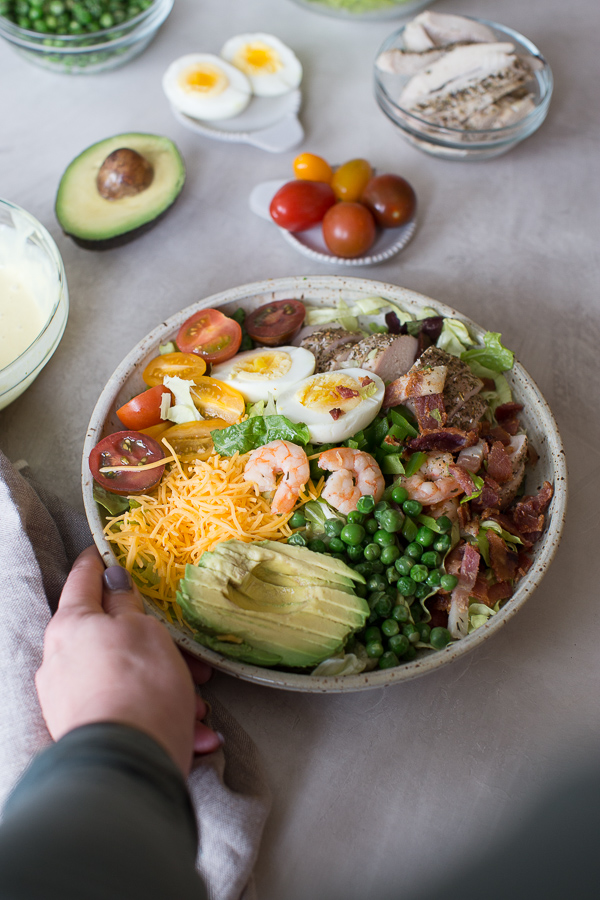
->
xmin=96 ymin=148 xmax=154 ymax=201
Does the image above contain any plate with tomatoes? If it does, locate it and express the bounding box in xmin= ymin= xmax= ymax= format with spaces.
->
xmin=249 ymin=153 xmax=418 ymax=266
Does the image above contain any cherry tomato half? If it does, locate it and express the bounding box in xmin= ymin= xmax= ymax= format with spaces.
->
xmin=89 ymin=431 xmax=165 ymax=496
xmin=245 ymin=299 xmax=306 ymax=346
xmin=160 ymin=419 xmax=230 ymax=458
xmin=190 ymin=377 xmax=246 ymax=423
xmin=360 ymin=174 xmax=417 ymax=228
xmin=177 ymin=309 xmax=242 ymax=364
xmin=331 ymin=158 xmax=373 ymax=202
xmin=269 ymin=180 xmax=336 ymax=232
xmin=322 ymin=202 xmax=377 ymax=259
xmin=116 ymin=385 xmax=171 ymax=431
xmin=293 ymin=153 xmax=333 ymax=184
xmin=143 ymin=352 xmax=207 ymax=387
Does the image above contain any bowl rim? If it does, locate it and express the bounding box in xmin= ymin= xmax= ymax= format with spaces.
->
xmin=374 ymin=15 xmax=554 ymax=137
xmin=0 ymin=0 xmax=172 ymax=51
xmin=289 ymin=0 xmax=436 ymax=21
xmin=0 ymin=197 xmax=68 ymax=381
xmin=82 ymin=275 xmax=567 ymax=693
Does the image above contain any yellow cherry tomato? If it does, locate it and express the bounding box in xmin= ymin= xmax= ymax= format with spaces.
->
xmin=293 ymin=152 xmax=333 ymax=184
xmin=139 ymin=422 xmax=172 ymax=441
xmin=190 ymin=377 xmax=245 ymax=424
xmin=331 ymin=158 xmax=373 ymax=202
xmin=160 ymin=419 xmax=230 ymax=458
xmin=142 ymin=352 xmax=207 ymax=387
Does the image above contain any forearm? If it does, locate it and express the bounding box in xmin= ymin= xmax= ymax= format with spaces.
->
xmin=0 ymin=723 xmax=206 ymax=900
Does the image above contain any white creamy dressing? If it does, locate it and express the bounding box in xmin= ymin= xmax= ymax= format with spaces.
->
xmin=0 ymin=214 xmax=58 ymax=371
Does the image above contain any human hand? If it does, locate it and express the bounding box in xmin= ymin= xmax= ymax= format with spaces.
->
xmin=36 ymin=546 xmax=222 ymax=775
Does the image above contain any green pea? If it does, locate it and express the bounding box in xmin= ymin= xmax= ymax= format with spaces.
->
xmin=326 ymin=537 xmax=343 ymax=554
xmin=374 ymin=500 xmax=391 ymax=514
xmin=395 ymin=556 xmax=414 ymax=576
xmin=421 ymin=550 xmax=441 ymax=569
xmin=347 ymin=510 xmax=364 ymax=525
xmin=414 ymin=584 xmax=430 ymax=600
xmin=391 ymin=604 xmax=410 ymax=623
xmin=381 ymin=618 xmax=399 ymax=637
xmin=405 ymin=542 xmax=423 ymax=560
xmin=396 ymin=576 xmax=416 ymax=597
xmin=436 ymin=516 xmax=453 ymax=533
xmin=45 ymin=14 xmax=58 ymax=28
xmin=99 ymin=11 xmax=113 ymax=26
xmin=430 ymin=627 xmax=452 ymax=650
xmin=440 ymin=574 xmax=458 ymax=591
xmin=379 ymin=650 xmax=399 ymax=669
xmin=416 ymin=526 xmax=435 ymax=547
xmin=402 ymin=623 xmax=420 ymax=644
xmin=356 ymin=495 xmax=375 ymax=514
xmin=308 ymin=539 xmax=326 ymax=554
xmin=370 ymin=561 xmax=384 ymax=574
xmin=354 ymin=562 xmax=372 ymax=578
xmin=49 ymin=0 xmax=65 ymax=13
xmin=411 ymin=602 xmax=423 ymax=622
xmin=364 ymin=542 xmax=381 ymax=561
xmin=288 ymin=511 xmax=306 ymax=529
xmin=368 ymin=590 xmax=387 ymax=610
xmin=426 ymin=571 xmax=442 ymax=588
xmin=374 ymin=529 xmax=395 ymax=547
xmin=340 ymin=524 xmax=365 ymax=546
xmin=346 ymin=544 xmax=363 ymax=562
xmin=368 ymin=574 xmax=387 ymax=593
xmin=380 ymin=544 xmax=400 ymax=566
xmin=418 ymin=623 xmax=431 ymax=643
xmin=391 ymin=484 xmax=409 ymax=505
xmin=433 ymin=534 xmax=452 ymax=553
xmin=324 ymin=518 xmax=344 ymax=538
xmin=388 ymin=633 xmax=409 ymax=656
xmin=374 ymin=595 xmax=393 ymax=618
xmin=18 ymin=15 xmax=31 ymax=26
xmin=365 ymin=625 xmax=382 ymax=643
xmin=354 ymin=583 xmax=367 ymax=598
xmin=365 ymin=517 xmax=379 ymax=535
xmin=378 ymin=508 xmax=405 ymax=533
xmin=403 ymin=644 xmax=417 ymax=661
xmin=366 ymin=640 xmax=384 ymax=659
xmin=403 ymin=499 xmax=423 ymax=517
xmin=386 ymin=566 xmax=399 ymax=584
xmin=287 ymin=533 xmax=306 ymax=547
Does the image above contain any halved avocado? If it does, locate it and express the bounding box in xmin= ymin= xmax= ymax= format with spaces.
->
xmin=55 ymin=133 xmax=186 ymax=250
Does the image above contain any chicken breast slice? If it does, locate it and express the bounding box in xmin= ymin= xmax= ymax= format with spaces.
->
xmin=403 ymin=12 xmax=496 ymax=52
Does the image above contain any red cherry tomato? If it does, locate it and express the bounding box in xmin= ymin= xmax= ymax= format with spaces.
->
xmin=89 ymin=431 xmax=165 ymax=496
xmin=321 ymin=202 xmax=377 ymax=259
xmin=360 ymin=174 xmax=417 ymax=228
xmin=177 ymin=308 xmax=242 ymax=364
xmin=269 ymin=180 xmax=336 ymax=232
xmin=245 ymin=299 xmax=306 ymax=346
xmin=116 ymin=385 xmax=171 ymax=431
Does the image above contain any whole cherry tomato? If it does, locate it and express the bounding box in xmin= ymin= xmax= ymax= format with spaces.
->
xmin=117 ymin=385 xmax=172 ymax=431
xmin=322 ymin=202 xmax=377 ymax=259
xmin=360 ymin=174 xmax=417 ymax=228
xmin=330 ymin=159 xmax=373 ymax=202
xmin=89 ymin=431 xmax=165 ymax=495
xmin=293 ymin=153 xmax=333 ymax=184
xmin=269 ymin=180 xmax=336 ymax=232
xmin=177 ymin=309 xmax=242 ymax=364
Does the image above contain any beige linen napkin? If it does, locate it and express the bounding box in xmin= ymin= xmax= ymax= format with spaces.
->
xmin=0 ymin=450 xmax=271 ymax=900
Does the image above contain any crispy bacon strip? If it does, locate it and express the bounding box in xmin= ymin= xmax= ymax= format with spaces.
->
xmin=448 ymin=543 xmax=480 ymax=638
xmin=413 ymin=394 xmax=447 ymax=431
xmin=329 ymin=408 xmax=343 ymax=420
xmin=512 ymin=481 xmax=553 ymax=535
xmin=335 ymin=386 xmax=359 ymax=399
xmin=471 ymin=475 xmax=501 ymax=513
xmin=487 ymin=531 xmax=519 ymax=582
xmin=448 ymin=463 xmax=477 ymax=495
xmin=487 ymin=441 xmax=513 ymax=483
xmin=407 ymin=427 xmax=478 ymax=453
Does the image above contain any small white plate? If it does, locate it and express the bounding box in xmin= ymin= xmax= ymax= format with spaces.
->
xmin=169 ymin=90 xmax=304 ymax=153
xmin=249 ymin=178 xmax=417 ymax=266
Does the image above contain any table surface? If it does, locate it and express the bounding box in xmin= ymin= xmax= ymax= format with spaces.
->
xmin=1 ymin=0 xmax=599 ymax=896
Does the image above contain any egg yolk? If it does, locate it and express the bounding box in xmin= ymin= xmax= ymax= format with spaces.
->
xmin=179 ymin=64 xmax=228 ymax=95
xmin=297 ymin=374 xmax=362 ymax=413
xmin=233 ymin=42 xmax=282 ymax=75
xmin=231 ymin=351 xmax=291 ymax=381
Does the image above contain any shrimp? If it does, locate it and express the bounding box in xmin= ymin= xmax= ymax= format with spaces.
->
xmin=399 ymin=451 xmax=463 ymax=506
xmin=243 ymin=440 xmax=310 ymax=515
xmin=319 ymin=448 xmax=384 ymax=515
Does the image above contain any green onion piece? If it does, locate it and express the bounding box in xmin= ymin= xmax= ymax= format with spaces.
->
xmin=381 ymin=455 xmax=405 ymax=475
xmin=404 ymin=451 xmax=427 ymax=478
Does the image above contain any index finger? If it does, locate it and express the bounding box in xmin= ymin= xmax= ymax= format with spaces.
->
xmin=57 ymin=546 xmax=105 ymax=615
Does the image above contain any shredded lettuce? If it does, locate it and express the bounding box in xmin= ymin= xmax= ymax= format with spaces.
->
xmin=414 ymin=306 xmax=440 ymax=321
xmin=311 ymin=653 xmax=367 ymax=677
xmin=159 ymin=341 xmax=177 ymax=355
xmin=461 ymin=332 xmax=514 ymax=373
xmin=436 ymin=318 xmax=476 ymax=357
xmin=468 ymin=598 xmax=502 ymax=633
xmin=464 ymin=359 xmax=513 ymax=414
xmin=305 ymin=295 xmax=415 ymax=331
xmin=211 ymin=414 xmax=310 ymax=456
xmin=302 ymin=499 xmax=345 ymax=538
xmin=460 ymin=472 xmax=485 ymax=504
xmin=480 ymin=520 xmax=523 ymax=547
xmin=163 ymin=375 xmax=201 ymax=425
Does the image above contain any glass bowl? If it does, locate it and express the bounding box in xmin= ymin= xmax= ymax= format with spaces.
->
xmin=374 ymin=16 xmax=553 ymax=160
xmin=0 ymin=0 xmax=172 ymax=74
xmin=0 ymin=199 xmax=68 ymax=411
xmin=288 ymin=0 xmax=435 ymax=22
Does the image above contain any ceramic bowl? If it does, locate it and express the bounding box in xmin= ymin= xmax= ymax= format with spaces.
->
xmin=82 ymin=275 xmax=567 ymax=693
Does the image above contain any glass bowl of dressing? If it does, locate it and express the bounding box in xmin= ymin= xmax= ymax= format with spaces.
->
xmin=0 ymin=198 xmax=69 ymax=410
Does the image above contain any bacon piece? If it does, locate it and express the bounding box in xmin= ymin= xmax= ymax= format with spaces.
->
xmin=471 ymin=475 xmax=500 ymax=513
xmin=457 ymin=502 xmax=471 ymax=530
xmin=512 ymin=481 xmax=553 ymax=536
xmin=488 ymin=425 xmax=511 ymax=446
xmin=488 ymin=581 xmax=513 ymax=604
xmin=527 ymin=443 xmax=540 ymax=466
xmin=517 ymin=552 xmax=533 ymax=576
xmin=359 ymin=376 xmax=374 ymax=387
xmin=495 ymin=402 xmax=523 ymax=421
xmin=448 ymin=543 xmax=480 ymax=638
xmin=487 ymin=531 xmax=518 ymax=582
xmin=413 ymin=394 xmax=447 ymax=431
xmin=329 ymin=408 xmax=343 ymax=420
xmin=444 ymin=544 xmax=464 ymax=576
xmin=487 ymin=441 xmax=513 ymax=483
xmin=335 ymin=386 xmax=359 ymax=399
xmin=448 ymin=463 xmax=476 ymax=495
xmin=407 ymin=427 xmax=478 ymax=452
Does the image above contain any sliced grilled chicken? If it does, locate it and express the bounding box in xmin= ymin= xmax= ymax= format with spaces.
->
xmin=403 ymin=12 xmax=496 ymax=52
xmin=498 ymin=434 xmax=528 ymax=510
xmin=299 ymin=326 xmax=361 ymax=373
xmin=326 ymin=333 xmax=418 ymax=382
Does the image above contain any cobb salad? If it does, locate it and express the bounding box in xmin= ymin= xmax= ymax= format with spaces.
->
xmin=89 ymin=294 xmax=553 ymax=676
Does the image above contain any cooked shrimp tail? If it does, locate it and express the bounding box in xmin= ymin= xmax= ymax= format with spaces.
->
xmin=243 ymin=440 xmax=310 ymax=515
xmin=318 ymin=447 xmax=384 ymax=515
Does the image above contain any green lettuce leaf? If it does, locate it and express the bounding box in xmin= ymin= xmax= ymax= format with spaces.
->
xmin=211 ymin=414 xmax=310 ymax=457
xmin=436 ymin=318 xmax=475 ymax=357
xmin=461 ymin=331 xmax=514 ymax=373
xmin=93 ymin=483 xmax=130 ymax=516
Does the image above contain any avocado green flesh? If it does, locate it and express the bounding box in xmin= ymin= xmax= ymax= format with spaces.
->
xmin=55 ymin=133 xmax=185 ymax=245
xmin=177 ymin=540 xmax=369 ymax=669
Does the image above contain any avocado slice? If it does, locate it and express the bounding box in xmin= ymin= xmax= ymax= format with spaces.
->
xmin=55 ymin=133 xmax=185 ymax=250
xmin=177 ymin=540 xmax=369 ymax=670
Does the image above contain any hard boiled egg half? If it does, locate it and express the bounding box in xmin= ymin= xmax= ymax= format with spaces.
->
xmin=220 ymin=33 xmax=302 ymax=97
xmin=162 ymin=54 xmax=251 ymax=121
xmin=276 ymin=368 xmax=385 ymax=444
xmin=210 ymin=346 xmax=315 ymax=403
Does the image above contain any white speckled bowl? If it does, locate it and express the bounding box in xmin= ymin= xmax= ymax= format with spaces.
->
xmin=82 ymin=276 xmax=567 ymax=693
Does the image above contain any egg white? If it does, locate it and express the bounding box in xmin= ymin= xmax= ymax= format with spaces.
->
xmin=162 ymin=54 xmax=251 ymax=121
xmin=210 ymin=346 xmax=315 ymax=403
xmin=276 ymin=368 xmax=384 ymax=444
xmin=220 ymin=33 xmax=302 ymax=97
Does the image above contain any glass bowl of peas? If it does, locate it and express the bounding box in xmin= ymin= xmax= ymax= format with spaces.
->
xmin=0 ymin=0 xmax=173 ymax=74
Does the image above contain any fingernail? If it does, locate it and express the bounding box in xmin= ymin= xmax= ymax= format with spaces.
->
xmin=103 ymin=566 xmax=132 ymax=593
xmin=216 ymin=732 xmax=225 ymax=747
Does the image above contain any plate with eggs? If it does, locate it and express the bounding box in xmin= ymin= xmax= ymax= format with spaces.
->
xmin=162 ymin=33 xmax=304 ymax=152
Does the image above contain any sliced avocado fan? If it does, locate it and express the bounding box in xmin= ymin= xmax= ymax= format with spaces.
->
xmin=177 ymin=540 xmax=369 ymax=669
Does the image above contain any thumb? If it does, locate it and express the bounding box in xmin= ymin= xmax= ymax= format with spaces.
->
xmin=102 ymin=566 xmax=145 ymax=616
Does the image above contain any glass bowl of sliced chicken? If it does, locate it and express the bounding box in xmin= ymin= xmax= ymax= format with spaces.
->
xmin=374 ymin=11 xmax=553 ymax=160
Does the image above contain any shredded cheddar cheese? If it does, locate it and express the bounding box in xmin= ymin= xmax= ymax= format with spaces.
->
xmin=104 ymin=451 xmax=323 ymax=619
